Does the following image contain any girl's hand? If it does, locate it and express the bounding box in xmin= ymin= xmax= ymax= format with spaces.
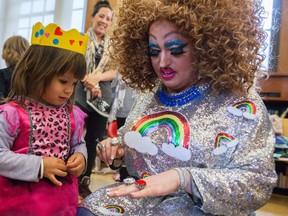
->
xmin=66 ymin=153 xmax=86 ymax=177
xmin=106 ymin=169 xmax=180 ymax=199
xmin=96 ymin=137 xmax=125 ymax=166
xmin=43 ymin=157 xmax=67 ymax=186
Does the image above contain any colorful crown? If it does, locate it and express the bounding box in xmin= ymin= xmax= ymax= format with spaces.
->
xmin=31 ymin=22 xmax=88 ymax=55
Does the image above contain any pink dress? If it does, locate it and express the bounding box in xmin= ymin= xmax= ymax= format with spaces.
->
xmin=0 ymin=99 xmax=87 ymax=216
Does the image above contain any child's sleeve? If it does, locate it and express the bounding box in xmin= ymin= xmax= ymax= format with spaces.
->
xmin=0 ymin=104 xmax=42 ymax=182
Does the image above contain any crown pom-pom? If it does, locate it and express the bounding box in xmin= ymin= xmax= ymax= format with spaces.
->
xmin=31 ymin=22 xmax=88 ymax=55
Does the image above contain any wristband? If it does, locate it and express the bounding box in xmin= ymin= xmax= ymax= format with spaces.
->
xmin=39 ymin=159 xmax=44 ymax=179
xmin=174 ymin=168 xmax=191 ymax=193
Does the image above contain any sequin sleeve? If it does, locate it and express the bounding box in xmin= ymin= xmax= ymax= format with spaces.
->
xmin=189 ymin=96 xmax=277 ymax=215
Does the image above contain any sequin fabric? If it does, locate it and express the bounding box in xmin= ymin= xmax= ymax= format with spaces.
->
xmin=80 ymin=84 xmax=277 ymax=215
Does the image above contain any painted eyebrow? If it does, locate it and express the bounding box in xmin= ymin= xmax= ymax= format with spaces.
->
xmin=148 ymin=42 xmax=158 ymax=47
xmin=149 ymin=31 xmax=187 ymax=47
xmin=165 ymin=40 xmax=187 ymax=48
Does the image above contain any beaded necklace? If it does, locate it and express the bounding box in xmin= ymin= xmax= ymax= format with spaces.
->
xmin=156 ymin=84 xmax=210 ymax=107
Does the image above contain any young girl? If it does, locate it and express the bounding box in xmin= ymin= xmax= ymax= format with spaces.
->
xmin=0 ymin=22 xmax=88 ymax=215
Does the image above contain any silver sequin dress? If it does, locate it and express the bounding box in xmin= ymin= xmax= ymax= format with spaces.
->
xmin=80 ymin=84 xmax=277 ymax=216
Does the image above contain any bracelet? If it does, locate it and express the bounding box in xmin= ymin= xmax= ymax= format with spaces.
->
xmin=174 ymin=168 xmax=191 ymax=192
xmin=39 ymin=159 xmax=44 ymax=179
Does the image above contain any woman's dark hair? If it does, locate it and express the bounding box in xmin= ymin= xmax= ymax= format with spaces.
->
xmin=92 ymin=0 xmax=112 ymax=17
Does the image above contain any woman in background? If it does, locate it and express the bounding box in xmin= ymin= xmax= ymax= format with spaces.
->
xmin=0 ymin=35 xmax=29 ymax=103
xmin=75 ymin=0 xmax=117 ymax=199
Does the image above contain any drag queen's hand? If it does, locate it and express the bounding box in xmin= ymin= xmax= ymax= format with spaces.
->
xmin=96 ymin=137 xmax=125 ymax=166
xmin=106 ymin=169 xmax=181 ymax=198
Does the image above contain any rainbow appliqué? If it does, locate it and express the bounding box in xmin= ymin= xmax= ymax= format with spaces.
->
xmin=227 ymin=100 xmax=257 ymax=120
xmin=141 ymin=172 xmax=152 ymax=179
xmin=212 ymin=132 xmax=239 ymax=155
xmin=97 ymin=204 xmax=124 ymax=215
xmin=124 ymin=111 xmax=192 ymax=161
xmin=131 ymin=111 xmax=190 ymax=148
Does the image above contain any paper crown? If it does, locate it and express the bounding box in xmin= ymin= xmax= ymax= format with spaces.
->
xmin=31 ymin=22 xmax=88 ymax=55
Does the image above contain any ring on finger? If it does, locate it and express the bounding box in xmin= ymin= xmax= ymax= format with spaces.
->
xmin=123 ymin=177 xmax=135 ymax=186
xmin=110 ymin=137 xmax=119 ymax=146
xmin=97 ymin=143 xmax=106 ymax=151
xmin=135 ymin=179 xmax=146 ymax=190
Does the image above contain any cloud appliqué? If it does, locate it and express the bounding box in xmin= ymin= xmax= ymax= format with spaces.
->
xmin=124 ymin=131 xmax=158 ymax=155
xmin=162 ymin=143 xmax=191 ymax=161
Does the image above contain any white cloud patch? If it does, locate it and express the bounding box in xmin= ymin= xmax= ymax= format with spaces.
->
xmin=227 ymin=106 xmax=243 ymax=116
xmin=161 ymin=143 xmax=191 ymax=161
xmin=97 ymin=207 xmax=123 ymax=216
xmin=227 ymin=106 xmax=256 ymax=120
xmin=124 ymin=131 xmax=158 ymax=155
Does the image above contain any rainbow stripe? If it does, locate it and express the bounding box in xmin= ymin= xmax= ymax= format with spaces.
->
xmin=232 ymin=101 xmax=256 ymax=114
xmin=104 ymin=205 xmax=125 ymax=213
xmin=131 ymin=111 xmax=190 ymax=148
xmin=214 ymin=132 xmax=235 ymax=148
xmin=141 ymin=172 xmax=152 ymax=179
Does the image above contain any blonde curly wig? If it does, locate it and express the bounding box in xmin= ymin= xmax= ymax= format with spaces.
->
xmin=110 ymin=0 xmax=267 ymax=95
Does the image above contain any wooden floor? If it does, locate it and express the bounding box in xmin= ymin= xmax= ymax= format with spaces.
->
xmin=256 ymin=194 xmax=288 ymax=216
xmin=89 ymin=171 xmax=117 ymax=192
xmin=86 ymin=172 xmax=288 ymax=215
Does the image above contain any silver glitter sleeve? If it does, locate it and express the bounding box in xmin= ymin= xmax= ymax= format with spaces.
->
xmin=188 ymin=90 xmax=277 ymax=215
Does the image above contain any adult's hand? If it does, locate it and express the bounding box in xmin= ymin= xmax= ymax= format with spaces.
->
xmin=83 ymin=73 xmax=100 ymax=89
xmin=96 ymin=137 xmax=124 ymax=166
xmin=91 ymin=87 xmax=102 ymax=98
xmin=106 ymin=169 xmax=181 ymax=198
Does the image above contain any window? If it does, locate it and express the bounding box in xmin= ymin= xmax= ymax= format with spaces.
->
xmin=17 ymin=0 xmax=86 ymax=39
xmin=261 ymin=0 xmax=287 ymax=73
xmin=18 ymin=0 xmax=55 ymax=40
xmin=261 ymin=0 xmax=282 ymax=72
xmin=71 ymin=0 xmax=86 ymax=31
